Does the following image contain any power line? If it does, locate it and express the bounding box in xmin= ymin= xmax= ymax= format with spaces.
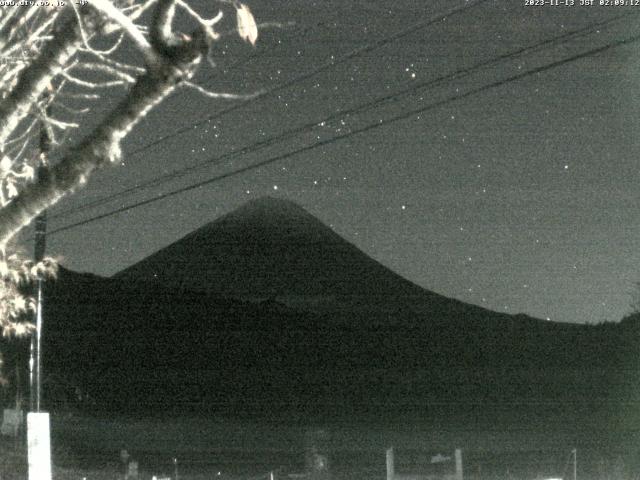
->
xmin=123 ymin=0 xmax=489 ymax=158
xmin=49 ymin=10 xmax=637 ymax=222
xmin=50 ymin=0 xmax=487 ymax=221
xmin=46 ymin=31 xmax=640 ymax=238
xmin=49 ymin=30 xmax=638 ymax=234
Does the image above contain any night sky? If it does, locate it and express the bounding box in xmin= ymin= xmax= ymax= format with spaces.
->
xmin=19 ymin=0 xmax=640 ymax=324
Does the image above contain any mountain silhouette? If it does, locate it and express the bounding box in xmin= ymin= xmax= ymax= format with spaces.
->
xmin=10 ymin=197 xmax=637 ymax=429
xmin=115 ymin=197 xmax=430 ymax=299
xmin=114 ymin=197 xmax=513 ymax=322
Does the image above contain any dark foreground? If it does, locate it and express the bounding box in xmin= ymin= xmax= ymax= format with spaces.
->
xmin=1 ymin=410 xmax=638 ymax=480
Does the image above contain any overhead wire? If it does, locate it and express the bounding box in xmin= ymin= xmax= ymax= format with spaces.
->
xmin=48 ymin=10 xmax=639 ymax=223
xmin=123 ymin=0 xmax=490 ymax=158
xmin=49 ymin=0 xmax=488 ymax=221
xmin=44 ymin=29 xmax=640 ymax=238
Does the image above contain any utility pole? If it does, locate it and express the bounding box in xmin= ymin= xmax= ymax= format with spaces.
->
xmin=29 ymin=103 xmax=49 ymax=413
xmin=27 ymin=93 xmax=52 ymax=480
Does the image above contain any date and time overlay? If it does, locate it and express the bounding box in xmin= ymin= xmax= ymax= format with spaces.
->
xmin=526 ymin=0 xmax=640 ymax=6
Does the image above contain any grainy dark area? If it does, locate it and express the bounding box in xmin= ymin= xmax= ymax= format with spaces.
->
xmin=4 ymin=1 xmax=640 ymax=478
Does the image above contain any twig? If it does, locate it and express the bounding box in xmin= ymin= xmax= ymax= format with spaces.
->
xmin=60 ymin=71 xmax=127 ymax=89
xmin=89 ymin=0 xmax=157 ymax=65
xmin=181 ymin=81 xmax=264 ymax=100
xmin=71 ymin=62 xmax=137 ymax=83
xmin=175 ymin=0 xmax=223 ymax=42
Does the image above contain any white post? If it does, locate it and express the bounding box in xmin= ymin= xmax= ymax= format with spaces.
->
xmin=455 ymin=448 xmax=463 ymax=480
xmin=573 ymin=448 xmax=577 ymax=480
xmin=386 ymin=447 xmax=395 ymax=480
xmin=27 ymin=412 xmax=51 ymax=480
xmin=270 ymin=472 xmax=274 ymax=480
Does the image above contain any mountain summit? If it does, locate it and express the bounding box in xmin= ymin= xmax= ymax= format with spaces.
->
xmin=114 ymin=196 xmax=432 ymax=304
xmin=36 ymin=197 xmax=638 ymax=421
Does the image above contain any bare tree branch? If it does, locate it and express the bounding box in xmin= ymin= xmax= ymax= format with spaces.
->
xmin=60 ymin=70 xmax=128 ymax=89
xmin=0 ymin=5 xmax=39 ymax=52
xmin=181 ymin=80 xmax=263 ymax=100
xmin=0 ymin=15 xmax=84 ymax=146
xmin=0 ymin=0 xmax=263 ymax=339
xmin=0 ymin=0 xmax=213 ymax=246
xmin=89 ymin=0 xmax=159 ymax=65
xmin=72 ymin=62 xmax=137 ymax=83
xmin=79 ymin=31 xmax=125 ymax=56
